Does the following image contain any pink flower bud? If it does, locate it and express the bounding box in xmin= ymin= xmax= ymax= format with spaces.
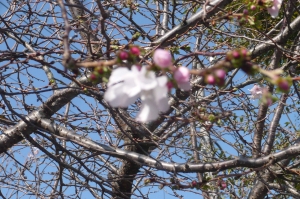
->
xmin=278 ymin=79 xmax=290 ymax=92
xmin=232 ymin=51 xmax=240 ymax=59
xmin=220 ymin=181 xmax=227 ymax=190
xmin=96 ymin=67 xmax=103 ymax=74
xmin=166 ymin=81 xmax=173 ymax=91
xmin=191 ymin=180 xmax=198 ymax=187
xmin=206 ymin=74 xmax=215 ymax=85
xmin=214 ymin=69 xmax=226 ymax=80
xmin=153 ymin=49 xmax=172 ymax=68
xmin=251 ymin=5 xmax=256 ymax=10
xmin=174 ymin=67 xmax=191 ymax=91
xmin=241 ymin=48 xmax=248 ymax=58
xmin=130 ymin=46 xmax=140 ymax=56
xmin=119 ymin=51 xmax=129 ymax=60
xmin=90 ymin=73 xmax=97 ymax=81
xmin=174 ymin=67 xmax=190 ymax=83
xmin=214 ymin=69 xmax=226 ymax=86
xmin=243 ymin=9 xmax=248 ymax=15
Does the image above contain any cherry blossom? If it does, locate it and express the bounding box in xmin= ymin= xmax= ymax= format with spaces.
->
xmin=174 ymin=67 xmax=191 ymax=91
xmin=104 ymin=66 xmax=169 ymax=122
xmin=249 ymin=84 xmax=263 ymax=99
xmin=28 ymin=147 xmax=39 ymax=159
xmin=153 ymin=49 xmax=173 ymax=68
xmin=267 ymin=0 xmax=282 ymax=18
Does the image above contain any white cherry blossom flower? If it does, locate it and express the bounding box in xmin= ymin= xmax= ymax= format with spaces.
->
xmin=267 ymin=0 xmax=282 ymax=18
xmin=104 ymin=66 xmax=169 ymax=122
xmin=249 ymin=84 xmax=263 ymax=99
xmin=28 ymin=147 xmax=39 ymax=159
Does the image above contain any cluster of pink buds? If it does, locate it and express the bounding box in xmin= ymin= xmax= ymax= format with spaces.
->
xmin=217 ymin=179 xmax=227 ymax=190
xmin=205 ymin=69 xmax=227 ymax=86
xmin=237 ymin=9 xmax=251 ymax=25
xmin=226 ymin=48 xmax=256 ymax=75
xmin=117 ymin=46 xmax=142 ymax=63
xmin=153 ymin=49 xmax=191 ymax=91
xmin=191 ymin=180 xmax=199 ymax=188
xmin=89 ymin=66 xmax=110 ymax=83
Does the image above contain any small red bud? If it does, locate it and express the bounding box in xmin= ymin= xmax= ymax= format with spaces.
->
xmin=232 ymin=51 xmax=240 ymax=59
xmin=166 ymin=81 xmax=173 ymax=90
xmin=191 ymin=180 xmax=197 ymax=187
xmin=90 ymin=73 xmax=97 ymax=81
xmin=243 ymin=9 xmax=248 ymax=15
xmin=119 ymin=51 xmax=129 ymax=60
xmin=96 ymin=67 xmax=103 ymax=74
xmin=278 ymin=80 xmax=290 ymax=92
xmin=130 ymin=46 xmax=140 ymax=56
xmin=220 ymin=181 xmax=227 ymax=190
xmin=241 ymin=49 xmax=248 ymax=58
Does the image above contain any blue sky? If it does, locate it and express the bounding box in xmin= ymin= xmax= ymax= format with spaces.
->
xmin=0 ymin=1 xmax=298 ymax=198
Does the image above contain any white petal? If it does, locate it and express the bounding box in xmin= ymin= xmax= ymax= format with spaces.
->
xmin=157 ymin=76 xmax=168 ymax=86
xmin=104 ymin=84 xmax=137 ymax=107
xmin=123 ymin=77 xmax=141 ymax=98
xmin=155 ymin=92 xmax=169 ymax=112
xmin=136 ymin=93 xmax=159 ymax=122
xmin=107 ymin=67 xmax=131 ymax=86
xmin=154 ymin=76 xmax=169 ymax=112
xmin=140 ymin=74 xmax=157 ymax=90
xmin=131 ymin=65 xmax=140 ymax=73
xmin=132 ymin=66 xmax=157 ymax=90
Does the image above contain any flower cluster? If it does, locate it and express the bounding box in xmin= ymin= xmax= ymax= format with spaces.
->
xmin=217 ymin=179 xmax=227 ymax=190
xmin=103 ymin=49 xmax=192 ymax=122
xmin=117 ymin=46 xmax=142 ymax=63
xmin=104 ymin=65 xmax=169 ymax=122
xmin=205 ymin=69 xmax=226 ymax=86
xmin=249 ymin=84 xmax=263 ymax=99
xmin=249 ymin=84 xmax=278 ymax=106
xmin=226 ymin=48 xmax=257 ymax=75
